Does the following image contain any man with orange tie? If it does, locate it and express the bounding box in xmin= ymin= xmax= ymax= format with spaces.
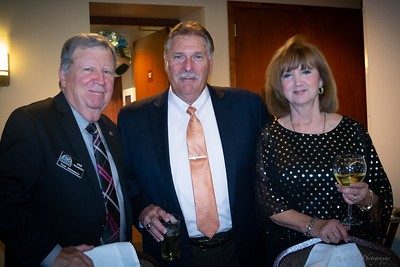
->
xmin=118 ymin=21 xmax=271 ymax=267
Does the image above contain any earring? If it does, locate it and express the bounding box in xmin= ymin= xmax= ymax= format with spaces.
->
xmin=318 ymin=86 xmax=324 ymax=94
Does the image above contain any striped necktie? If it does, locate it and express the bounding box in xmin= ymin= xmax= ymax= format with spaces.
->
xmin=186 ymin=106 xmax=220 ymax=238
xmin=86 ymin=122 xmax=120 ymax=244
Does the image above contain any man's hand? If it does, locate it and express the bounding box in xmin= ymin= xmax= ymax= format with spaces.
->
xmin=51 ymin=244 xmax=94 ymax=267
xmin=139 ymin=204 xmax=176 ymax=242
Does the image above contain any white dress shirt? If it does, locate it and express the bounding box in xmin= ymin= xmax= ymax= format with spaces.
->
xmin=167 ymin=86 xmax=232 ymax=238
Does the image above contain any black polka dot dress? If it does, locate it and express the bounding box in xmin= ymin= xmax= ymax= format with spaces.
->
xmin=255 ymin=116 xmax=393 ymax=261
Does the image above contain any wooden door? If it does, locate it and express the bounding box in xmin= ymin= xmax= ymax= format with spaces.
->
xmin=132 ymin=28 xmax=169 ymax=101
xmin=228 ymin=2 xmax=367 ymax=127
xmin=103 ymin=76 xmax=123 ymax=123
xmin=102 ymin=27 xmax=169 ymax=123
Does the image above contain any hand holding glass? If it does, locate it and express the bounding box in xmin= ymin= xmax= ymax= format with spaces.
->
xmin=333 ymin=154 xmax=367 ymax=226
xmin=160 ymin=215 xmax=181 ymax=261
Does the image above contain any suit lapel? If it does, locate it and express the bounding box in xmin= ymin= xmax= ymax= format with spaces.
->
xmin=54 ymin=92 xmax=104 ymax=204
xmin=98 ymin=118 xmax=122 ymax=175
xmin=209 ymin=86 xmax=237 ymax=207
xmin=150 ymin=91 xmax=182 ymax=209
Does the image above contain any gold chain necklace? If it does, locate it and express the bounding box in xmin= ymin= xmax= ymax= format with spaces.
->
xmin=290 ymin=112 xmax=326 ymax=134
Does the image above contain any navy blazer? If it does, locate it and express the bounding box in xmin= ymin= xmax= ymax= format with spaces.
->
xmin=0 ymin=92 xmax=132 ymax=266
xmin=118 ymin=86 xmax=271 ymax=266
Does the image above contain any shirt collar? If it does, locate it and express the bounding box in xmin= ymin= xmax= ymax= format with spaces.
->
xmin=71 ymin=106 xmax=92 ymax=133
xmin=168 ymin=85 xmax=210 ymax=115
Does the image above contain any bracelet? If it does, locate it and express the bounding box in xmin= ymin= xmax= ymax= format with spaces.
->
xmin=304 ymin=217 xmax=317 ymax=237
xmin=358 ymin=189 xmax=374 ymax=212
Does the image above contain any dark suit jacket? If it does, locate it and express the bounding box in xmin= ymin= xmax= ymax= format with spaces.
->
xmin=118 ymin=86 xmax=271 ymax=266
xmin=0 ymin=92 xmax=132 ymax=266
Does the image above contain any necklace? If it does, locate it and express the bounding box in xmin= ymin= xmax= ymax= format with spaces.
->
xmin=290 ymin=112 xmax=326 ymax=134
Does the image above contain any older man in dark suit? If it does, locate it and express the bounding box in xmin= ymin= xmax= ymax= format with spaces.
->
xmin=0 ymin=34 xmax=132 ymax=266
xmin=118 ymin=21 xmax=271 ymax=267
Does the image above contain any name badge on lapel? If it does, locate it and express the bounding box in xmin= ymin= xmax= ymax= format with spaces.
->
xmin=56 ymin=151 xmax=84 ymax=179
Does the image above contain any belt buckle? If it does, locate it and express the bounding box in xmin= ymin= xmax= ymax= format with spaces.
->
xmin=199 ymin=243 xmax=207 ymax=252
xmin=215 ymin=237 xmax=223 ymax=248
xmin=198 ymin=239 xmax=211 ymax=251
xmin=200 ymin=237 xmax=223 ymax=251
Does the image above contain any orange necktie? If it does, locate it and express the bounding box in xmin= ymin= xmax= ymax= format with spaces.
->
xmin=186 ymin=106 xmax=220 ymax=238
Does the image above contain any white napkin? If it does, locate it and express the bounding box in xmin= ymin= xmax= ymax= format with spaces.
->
xmin=84 ymin=242 xmax=140 ymax=267
xmin=305 ymin=242 xmax=365 ymax=267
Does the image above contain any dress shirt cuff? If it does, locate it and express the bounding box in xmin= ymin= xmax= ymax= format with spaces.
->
xmin=40 ymin=244 xmax=62 ymax=267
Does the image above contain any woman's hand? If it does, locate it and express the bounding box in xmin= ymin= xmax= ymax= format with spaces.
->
xmin=312 ymin=219 xmax=350 ymax=244
xmin=270 ymin=210 xmax=350 ymax=244
xmin=336 ymin=182 xmax=369 ymax=205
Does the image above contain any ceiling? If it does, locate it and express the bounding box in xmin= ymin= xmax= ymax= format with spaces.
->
xmin=89 ymin=2 xmax=201 ymax=19
xmin=90 ymin=2 xmax=202 ymax=37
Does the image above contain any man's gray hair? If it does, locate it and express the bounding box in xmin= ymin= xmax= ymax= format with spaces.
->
xmin=59 ymin=33 xmax=116 ymax=72
xmin=164 ymin=21 xmax=214 ymax=56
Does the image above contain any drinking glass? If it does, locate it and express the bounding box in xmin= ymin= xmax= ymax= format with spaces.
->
xmin=333 ymin=154 xmax=367 ymax=226
xmin=160 ymin=215 xmax=181 ymax=261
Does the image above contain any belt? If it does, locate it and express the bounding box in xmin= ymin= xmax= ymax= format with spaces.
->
xmin=189 ymin=230 xmax=233 ymax=251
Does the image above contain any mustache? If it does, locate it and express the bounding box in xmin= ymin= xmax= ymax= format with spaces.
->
xmin=178 ymin=72 xmax=198 ymax=79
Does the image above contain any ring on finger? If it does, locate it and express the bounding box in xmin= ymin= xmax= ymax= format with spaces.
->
xmin=146 ymin=222 xmax=153 ymax=230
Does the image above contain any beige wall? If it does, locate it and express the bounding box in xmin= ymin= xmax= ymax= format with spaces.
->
xmin=0 ymin=0 xmax=399 ymax=259
xmin=363 ymin=0 xmax=400 ymax=253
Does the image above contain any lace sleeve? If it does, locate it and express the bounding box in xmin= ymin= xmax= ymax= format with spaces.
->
xmin=255 ymin=127 xmax=291 ymax=227
xmin=356 ymin=122 xmax=393 ymax=238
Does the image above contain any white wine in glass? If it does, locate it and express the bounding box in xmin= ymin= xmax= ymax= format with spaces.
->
xmin=335 ymin=172 xmax=365 ymax=186
xmin=333 ymin=154 xmax=367 ymax=226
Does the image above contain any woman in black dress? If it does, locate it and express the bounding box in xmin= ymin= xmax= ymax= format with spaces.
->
xmin=255 ymin=35 xmax=393 ymax=266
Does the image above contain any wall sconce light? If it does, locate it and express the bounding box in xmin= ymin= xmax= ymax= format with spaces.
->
xmin=0 ymin=38 xmax=10 ymax=86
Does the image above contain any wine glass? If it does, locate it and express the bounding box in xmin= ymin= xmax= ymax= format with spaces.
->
xmin=333 ymin=154 xmax=367 ymax=226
